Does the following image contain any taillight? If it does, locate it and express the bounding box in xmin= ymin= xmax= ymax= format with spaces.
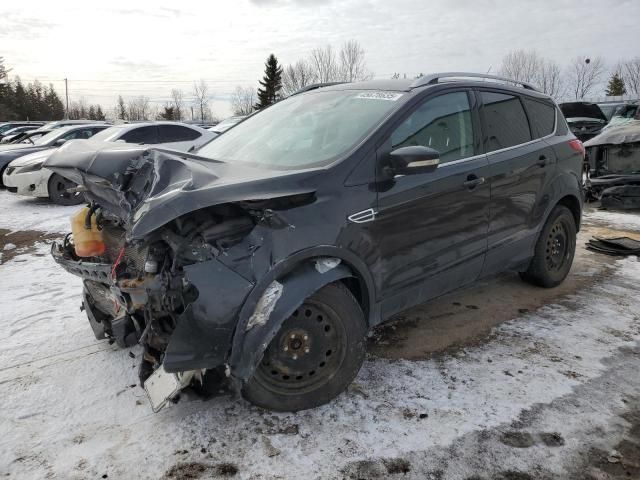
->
xmin=568 ymin=139 xmax=585 ymax=158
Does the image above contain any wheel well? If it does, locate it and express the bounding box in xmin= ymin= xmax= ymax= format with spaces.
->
xmin=556 ymin=195 xmax=582 ymax=231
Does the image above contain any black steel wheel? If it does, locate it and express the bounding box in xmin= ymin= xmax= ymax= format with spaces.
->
xmin=520 ymin=205 xmax=576 ymax=288
xmin=242 ymin=282 xmax=366 ymax=411
xmin=48 ymin=173 xmax=84 ymax=206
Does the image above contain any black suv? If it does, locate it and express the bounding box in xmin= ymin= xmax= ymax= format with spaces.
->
xmin=47 ymin=73 xmax=584 ymax=412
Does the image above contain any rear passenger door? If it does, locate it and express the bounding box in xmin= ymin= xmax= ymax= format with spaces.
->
xmin=478 ymin=90 xmax=557 ymax=275
xmin=157 ymin=125 xmax=202 ymax=151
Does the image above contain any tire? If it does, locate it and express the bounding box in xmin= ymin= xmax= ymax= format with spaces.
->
xmin=520 ymin=205 xmax=576 ymax=288
xmin=48 ymin=173 xmax=84 ymax=206
xmin=242 ymin=282 xmax=367 ymax=412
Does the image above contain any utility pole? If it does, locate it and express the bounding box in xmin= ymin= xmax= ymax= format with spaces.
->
xmin=64 ymin=78 xmax=69 ymax=119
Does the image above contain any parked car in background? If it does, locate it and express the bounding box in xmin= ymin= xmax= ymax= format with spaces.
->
xmin=597 ymin=102 xmax=629 ymax=121
xmin=559 ymin=102 xmax=608 ymax=141
xmin=4 ymin=129 xmax=52 ymax=145
xmin=3 ymin=122 xmax=215 ymax=203
xmin=208 ymin=116 xmax=246 ymax=135
xmin=35 ymin=120 xmax=109 ymax=132
xmin=0 ymin=125 xmax=41 ymax=143
xmin=0 ymin=122 xmax=44 ymax=138
xmin=87 ymin=121 xmax=216 ymax=151
xmin=47 ymin=73 xmax=584 ymax=412
xmin=604 ymin=101 xmax=640 ymax=130
xmin=0 ymin=124 xmax=108 ymax=186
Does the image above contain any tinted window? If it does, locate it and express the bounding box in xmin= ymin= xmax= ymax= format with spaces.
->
xmin=481 ymin=92 xmax=531 ymax=151
xmin=158 ymin=125 xmax=201 ymax=142
xmin=391 ymin=91 xmax=475 ymax=163
xmin=121 ymin=126 xmax=159 ymax=144
xmin=523 ymin=98 xmax=556 ymax=138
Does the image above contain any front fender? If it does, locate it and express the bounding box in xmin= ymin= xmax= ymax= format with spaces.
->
xmin=229 ymin=261 xmax=352 ymax=384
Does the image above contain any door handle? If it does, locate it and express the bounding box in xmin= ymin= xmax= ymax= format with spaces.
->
xmin=536 ymin=155 xmax=547 ymax=167
xmin=463 ymin=175 xmax=485 ymax=189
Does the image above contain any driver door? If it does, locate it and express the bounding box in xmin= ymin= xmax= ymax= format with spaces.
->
xmin=371 ymin=89 xmax=491 ymax=318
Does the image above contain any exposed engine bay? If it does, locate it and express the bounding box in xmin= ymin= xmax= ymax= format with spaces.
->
xmin=46 ymin=140 xmax=357 ymax=411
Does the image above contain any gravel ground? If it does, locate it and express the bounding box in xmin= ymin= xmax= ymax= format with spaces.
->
xmin=0 ymin=190 xmax=639 ymax=480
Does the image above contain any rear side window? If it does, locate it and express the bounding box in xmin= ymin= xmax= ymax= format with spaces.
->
xmin=480 ymin=92 xmax=531 ymax=152
xmin=121 ymin=126 xmax=159 ymax=144
xmin=62 ymin=128 xmax=97 ymax=140
xmin=391 ymin=91 xmax=475 ymax=163
xmin=523 ymin=98 xmax=556 ymax=138
xmin=158 ymin=125 xmax=201 ymax=142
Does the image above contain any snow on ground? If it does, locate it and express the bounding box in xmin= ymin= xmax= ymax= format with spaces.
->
xmin=0 ymin=196 xmax=639 ymax=479
xmin=583 ymin=206 xmax=640 ymax=231
xmin=0 ymin=190 xmax=77 ymax=234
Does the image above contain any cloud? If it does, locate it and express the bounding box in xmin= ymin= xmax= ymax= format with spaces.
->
xmin=0 ymin=13 xmax=55 ymax=38
xmin=249 ymin=0 xmax=331 ymax=6
xmin=107 ymin=7 xmax=183 ymax=18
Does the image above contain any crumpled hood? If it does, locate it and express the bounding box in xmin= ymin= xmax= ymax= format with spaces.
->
xmin=560 ymin=102 xmax=608 ymax=122
xmin=9 ymin=148 xmax=53 ymax=167
xmin=44 ymin=140 xmax=317 ymax=239
xmin=584 ymin=121 xmax=640 ymax=147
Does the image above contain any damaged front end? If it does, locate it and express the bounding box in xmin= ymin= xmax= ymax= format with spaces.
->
xmin=46 ymin=141 xmax=339 ymax=411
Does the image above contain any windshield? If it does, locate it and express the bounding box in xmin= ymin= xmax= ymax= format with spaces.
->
xmin=197 ymin=89 xmax=404 ymax=170
xmin=33 ymin=129 xmax=66 ymax=145
xmin=89 ymin=126 xmax=125 ymax=142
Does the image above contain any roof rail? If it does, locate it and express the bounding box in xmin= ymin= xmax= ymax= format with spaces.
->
xmin=410 ymin=72 xmax=538 ymax=91
xmin=291 ymin=82 xmax=347 ymax=96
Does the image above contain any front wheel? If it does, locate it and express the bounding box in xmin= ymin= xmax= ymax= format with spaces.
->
xmin=520 ymin=205 xmax=577 ymax=288
xmin=48 ymin=173 xmax=84 ymax=206
xmin=242 ymin=282 xmax=367 ymax=411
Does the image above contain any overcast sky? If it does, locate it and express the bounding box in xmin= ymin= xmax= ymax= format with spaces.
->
xmin=1 ymin=0 xmax=638 ymax=118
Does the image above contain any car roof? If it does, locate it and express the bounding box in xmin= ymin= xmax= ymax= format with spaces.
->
xmin=54 ymin=124 xmax=111 ymax=133
xmin=307 ymin=74 xmax=553 ymax=101
xmin=110 ymin=121 xmax=204 ymax=131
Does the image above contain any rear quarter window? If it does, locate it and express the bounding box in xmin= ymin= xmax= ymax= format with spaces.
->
xmin=480 ymin=91 xmax=532 ymax=152
xmin=523 ymin=98 xmax=556 ymax=138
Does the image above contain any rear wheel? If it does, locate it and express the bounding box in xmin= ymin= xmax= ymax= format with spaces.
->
xmin=242 ymin=283 xmax=366 ymax=411
xmin=48 ymin=173 xmax=84 ymax=206
xmin=520 ymin=205 xmax=576 ymax=288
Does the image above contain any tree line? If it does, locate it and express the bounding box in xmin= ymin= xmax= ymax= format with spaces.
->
xmin=498 ymin=50 xmax=640 ymax=99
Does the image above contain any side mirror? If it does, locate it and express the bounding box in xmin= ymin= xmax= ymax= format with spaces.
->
xmin=54 ymin=138 xmax=67 ymax=147
xmin=388 ymin=145 xmax=440 ymax=175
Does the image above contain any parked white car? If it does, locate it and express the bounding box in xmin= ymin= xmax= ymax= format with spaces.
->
xmin=2 ymin=122 xmax=216 ymax=205
xmin=89 ymin=121 xmax=216 ymax=151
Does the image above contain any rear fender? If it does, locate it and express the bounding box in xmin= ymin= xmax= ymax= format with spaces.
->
xmin=229 ymin=260 xmax=352 ymax=384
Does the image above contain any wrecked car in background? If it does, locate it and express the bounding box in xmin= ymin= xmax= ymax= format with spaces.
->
xmin=45 ymin=73 xmax=584 ymax=412
xmin=560 ymin=102 xmax=608 ymax=142
xmin=584 ymin=119 xmax=640 ymax=209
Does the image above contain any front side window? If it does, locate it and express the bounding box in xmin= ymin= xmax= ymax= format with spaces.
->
xmin=62 ymin=128 xmax=97 ymax=140
xmin=196 ymin=89 xmax=404 ymax=170
xmin=481 ymin=92 xmax=532 ymax=152
xmin=391 ymin=91 xmax=475 ymax=163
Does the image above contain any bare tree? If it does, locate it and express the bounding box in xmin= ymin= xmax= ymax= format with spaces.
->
xmin=537 ymin=59 xmax=564 ymax=99
xmin=281 ymin=60 xmax=317 ymax=96
xmin=338 ymin=40 xmax=372 ymax=82
xmin=567 ymin=56 xmax=605 ymax=99
xmin=499 ymin=50 xmax=542 ymax=83
xmin=309 ymin=45 xmax=339 ymax=83
xmin=620 ymin=57 xmax=640 ymax=96
xmin=126 ymin=96 xmax=151 ymax=121
xmin=193 ymin=80 xmax=210 ymax=122
xmin=231 ymin=86 xmax=256 ymax=116
xmin=170 ymin=88 xmax=185 ymax=120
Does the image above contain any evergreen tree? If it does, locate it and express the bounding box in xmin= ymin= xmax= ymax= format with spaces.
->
xmin=96 ymin=105 xmax=105 ymax=121
xmin=160 ymin=105 xmax=176 ymax=120
xmin=606 ymin=73 xmax=626 ymax=96
xmin=255 ymin=54 xmax=283 ymax=110
xmin=116 ymin=95 xmax=127 ymax=120
xmin=88 ymin=105 xmax=96 ymax=120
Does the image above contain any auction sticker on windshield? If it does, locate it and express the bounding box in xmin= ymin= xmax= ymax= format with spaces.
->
xmin=355 ymin=92 xmax=403 ymax=101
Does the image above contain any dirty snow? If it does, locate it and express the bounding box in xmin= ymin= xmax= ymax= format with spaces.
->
xmin=0 ymin=192 xmax=639 ymax=479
